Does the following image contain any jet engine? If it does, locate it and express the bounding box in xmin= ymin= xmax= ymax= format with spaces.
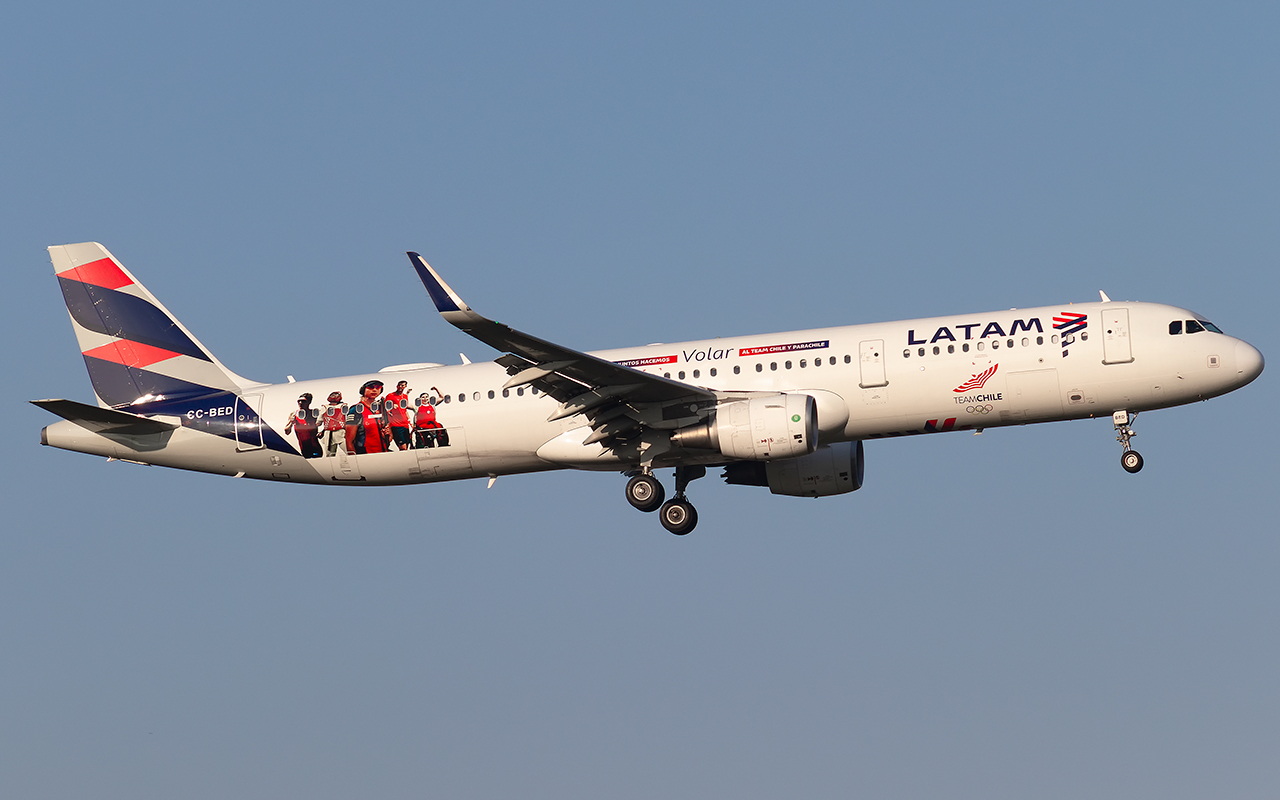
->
xmin=671 ymin=394 xmax=816 ymax=460
xmin=721 ymin=441 xmax=865 ymax=497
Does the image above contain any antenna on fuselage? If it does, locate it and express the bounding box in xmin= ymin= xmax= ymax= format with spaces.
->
xmin=1099 ymin=290 xmax=1112 ymax=302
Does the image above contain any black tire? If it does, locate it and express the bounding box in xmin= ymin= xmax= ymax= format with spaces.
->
xmin=1121 ymin=450 xmax=1144 ymax=473
xmin=626 ymin=474 xmax=665 ymax=512
xmin=659 ymin=499 xmax=698 ymax=535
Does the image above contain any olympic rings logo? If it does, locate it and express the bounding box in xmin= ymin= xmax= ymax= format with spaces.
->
xmin=966 ymin=404 xmax=994 ymax=414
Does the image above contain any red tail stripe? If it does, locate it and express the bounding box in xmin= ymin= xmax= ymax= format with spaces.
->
xmin=83 ymin=340 xmax=182 ymax=369
xmin=64 ymin=257 xmax=133 ymax=290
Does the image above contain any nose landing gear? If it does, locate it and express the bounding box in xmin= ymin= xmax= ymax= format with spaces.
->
xmin=624 ymin=465 xmax=705 ymax=534
xmin=1113 ymin=410 xmax=1144 ymax=473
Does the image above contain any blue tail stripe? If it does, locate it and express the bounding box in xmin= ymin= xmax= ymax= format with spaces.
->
xmin=83 ymin=356 xmax=221 ymax=407
xmin=59 ymin=277 xmax=212 ymax=362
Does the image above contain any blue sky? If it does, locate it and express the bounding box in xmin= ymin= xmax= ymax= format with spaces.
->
xmin=3 ymin=3 xmax=1278 ymax=798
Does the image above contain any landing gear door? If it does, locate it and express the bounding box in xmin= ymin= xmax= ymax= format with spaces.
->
xmin=858 ymin=340 xmax=888 ymax=388
xmin=234 ymin=394 xmax=264 ymax=451
xmin=1102 ymin=308 xmax=1134 ymax=365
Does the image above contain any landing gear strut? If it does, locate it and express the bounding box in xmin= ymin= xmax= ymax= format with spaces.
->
xmin=659 ymin=466 xmax=705 ymax=536
xmin=1113 ymin=410 xmax=1144 ymax=474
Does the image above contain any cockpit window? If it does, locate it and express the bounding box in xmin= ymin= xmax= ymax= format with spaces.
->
xmin=1169 ymin=320 xmax=1182 ymax=335
xmin=1203 ymin=321 xmax=1223 ymax=333
xmin=1185 ymin=320 xmax=1205 ymax=334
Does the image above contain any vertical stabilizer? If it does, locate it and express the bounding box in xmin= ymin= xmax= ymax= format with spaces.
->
xmin=49 ymin=242 xmax=256 ymax=408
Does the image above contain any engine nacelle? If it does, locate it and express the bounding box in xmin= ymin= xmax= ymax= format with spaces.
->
xmin=722 ymin=441 xmax=865 ymax=497
xmin=672 ymin=394 xmax=817 ymax=460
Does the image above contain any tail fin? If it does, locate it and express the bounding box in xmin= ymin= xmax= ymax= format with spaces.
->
xmin=48 ymin=242 xmax=255 ymax=408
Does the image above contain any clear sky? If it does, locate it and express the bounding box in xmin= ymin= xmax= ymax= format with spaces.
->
xmin=3 ymin=2 xmax=1278 ymax=798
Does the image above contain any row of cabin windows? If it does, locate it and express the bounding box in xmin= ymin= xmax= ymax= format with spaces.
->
xmin=903 ymin=335 xmax=1058 ymax=358
xmin=424 ymin=386 xmax=543 ymax=405
xmin=662 ymin=355 xmax=854 ymax=380
xmin=1169 ymin=319 xmax=1222 ymax=335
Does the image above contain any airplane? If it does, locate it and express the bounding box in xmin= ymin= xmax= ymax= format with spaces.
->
xmin=35 ymin=242 xmax=1264 ymax=535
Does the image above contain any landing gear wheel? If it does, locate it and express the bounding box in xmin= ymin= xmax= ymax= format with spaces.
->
xmin=1121 ymin=450 xmax=1144 ymax=473
xmin=659 ymin=499 xmax=698 ymax=535
xmin=625 ymin=474 xmax=665 ymax=512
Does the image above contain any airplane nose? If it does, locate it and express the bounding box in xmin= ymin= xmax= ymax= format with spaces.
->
xmin=1234 ymin=339 xmax=1264 ymax=387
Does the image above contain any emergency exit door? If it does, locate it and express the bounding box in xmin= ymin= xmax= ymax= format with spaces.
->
xmin=233 ymin=394 xmax=264 ymax=451
xmin=1102 ymin=308 xmax=1134 ymax=364
xmin=859 ymin=340 xmax=887 ymax=388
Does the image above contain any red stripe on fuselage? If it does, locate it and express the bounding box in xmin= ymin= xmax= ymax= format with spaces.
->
xmin=82 ymin=340 xmax=182 ymax=369
xmin=63 ymin=257 xmax=133 ymax=290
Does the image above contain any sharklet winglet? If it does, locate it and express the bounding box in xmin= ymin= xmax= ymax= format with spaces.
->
xmin=407 ymin=252 xmax=469 ymax=314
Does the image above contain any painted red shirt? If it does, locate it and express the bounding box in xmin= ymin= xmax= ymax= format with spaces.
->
xmin=345 ymin=400 xmax=387 ymax=454
xmin=384 ymin=391 xmax=411 ymax=428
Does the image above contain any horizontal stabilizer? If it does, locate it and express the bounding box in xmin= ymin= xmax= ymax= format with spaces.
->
xmin=31 ymin=399 xmax=177 ymax=435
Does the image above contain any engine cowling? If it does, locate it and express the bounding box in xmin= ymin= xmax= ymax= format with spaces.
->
xmin=722 ymin=441 xmax=865 ymax=497
xmin=671 ymin=394 xmax=817 ymax=460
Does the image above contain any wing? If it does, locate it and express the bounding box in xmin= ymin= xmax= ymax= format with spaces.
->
xmin=407 ymin=253 xmax=717 ymax=451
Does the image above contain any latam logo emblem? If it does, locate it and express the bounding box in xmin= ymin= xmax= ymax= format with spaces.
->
xmin=953 ymin=363 xmax=998 ymax=393
xmin=1053 ymin=312 xmax=1087 ymax=358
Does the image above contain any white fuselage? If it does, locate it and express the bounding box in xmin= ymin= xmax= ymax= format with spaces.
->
xmin=42 ymin=300 xmax=1262 ymax=486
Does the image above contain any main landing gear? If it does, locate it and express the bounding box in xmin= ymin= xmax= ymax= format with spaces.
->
xmin=1113 ymin=410 xmax=1144 ymax=474
xmin=624 ymin=466 xmax=705 ymax=535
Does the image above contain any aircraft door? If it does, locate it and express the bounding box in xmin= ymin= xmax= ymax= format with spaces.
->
xmin=234 ymin=394 xmax=264 ymax=451
xmin=1102 ymin=308 xmax=1134 ymax=364
xmin=1005 ymin=369 xmax=1063 ymax=422
xmin=858 ymin=340 xmax=888 ymax=388
xmin=414 ymin=426 xmax=472 ymax=478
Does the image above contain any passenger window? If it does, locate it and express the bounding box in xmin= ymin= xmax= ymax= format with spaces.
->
xmin=710 ymin=368 xmax=717 ymax=377
xmin=1051 ymin=335 xmax=1059 ymax=344
xmin=1036 ymin=336 xmax=1044 ymax=345
xmin=531 ymin=387 xmax=539 ymax=395
xmin=1021 ymin=338 xmax=1028 ymax=347
xmin=1186 ymin=320 xmax=1205 ymax=334
xmin=1169 ymin=321 xmax=1182 ymax=335
xmin=917 ymin=348 xmax=925 ymax=357
xmin=502 ymin=389 xmax=510 ymax=397
xmin=517 ymin=388 xmax=524 ymax=396
xmin=932 ymin=346 xmax=940 ymax=355
xmin=799 ymin=359 xmax=807 ymax=368
xmin=829 ymin=357 xmax=836 ymax=365
xmin=663 ymin=372 xmax=670 ymax=378
xmin=770 ymin=362 xmax=777 ymax=371
xmin=844 ymin=355 xmax=851 ymax=363
xmin=733 ymin=366 xmax=740 ymax=374
xmin=784 ymin=361 xmax=792 ymax=369
xmin=487 ymin=390 xmax=495 ymax=399
xmin=756 ymin=363 xmax=763 ymax=372
xmin=947 ymin=345 xmax=955 ymax=354
xmin=991 ymin=340 xmax=1000 ymax=349
xmin=457 ymin=394 xmax=465 ymax=403
xmin=962 ymin=343 xmax=970 ymax=353
xmin=903 ymin=349 xmax=911 ymax=358
xmin=692 ymin=369 xmax=700 ymax=378
xmin=1007 ymin=338 xmax=1014 ymax=348
xmin=678 ymin=371 xmax=685 ymax=379
xmin=977 ymin=342 xmax=985 ymax=351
